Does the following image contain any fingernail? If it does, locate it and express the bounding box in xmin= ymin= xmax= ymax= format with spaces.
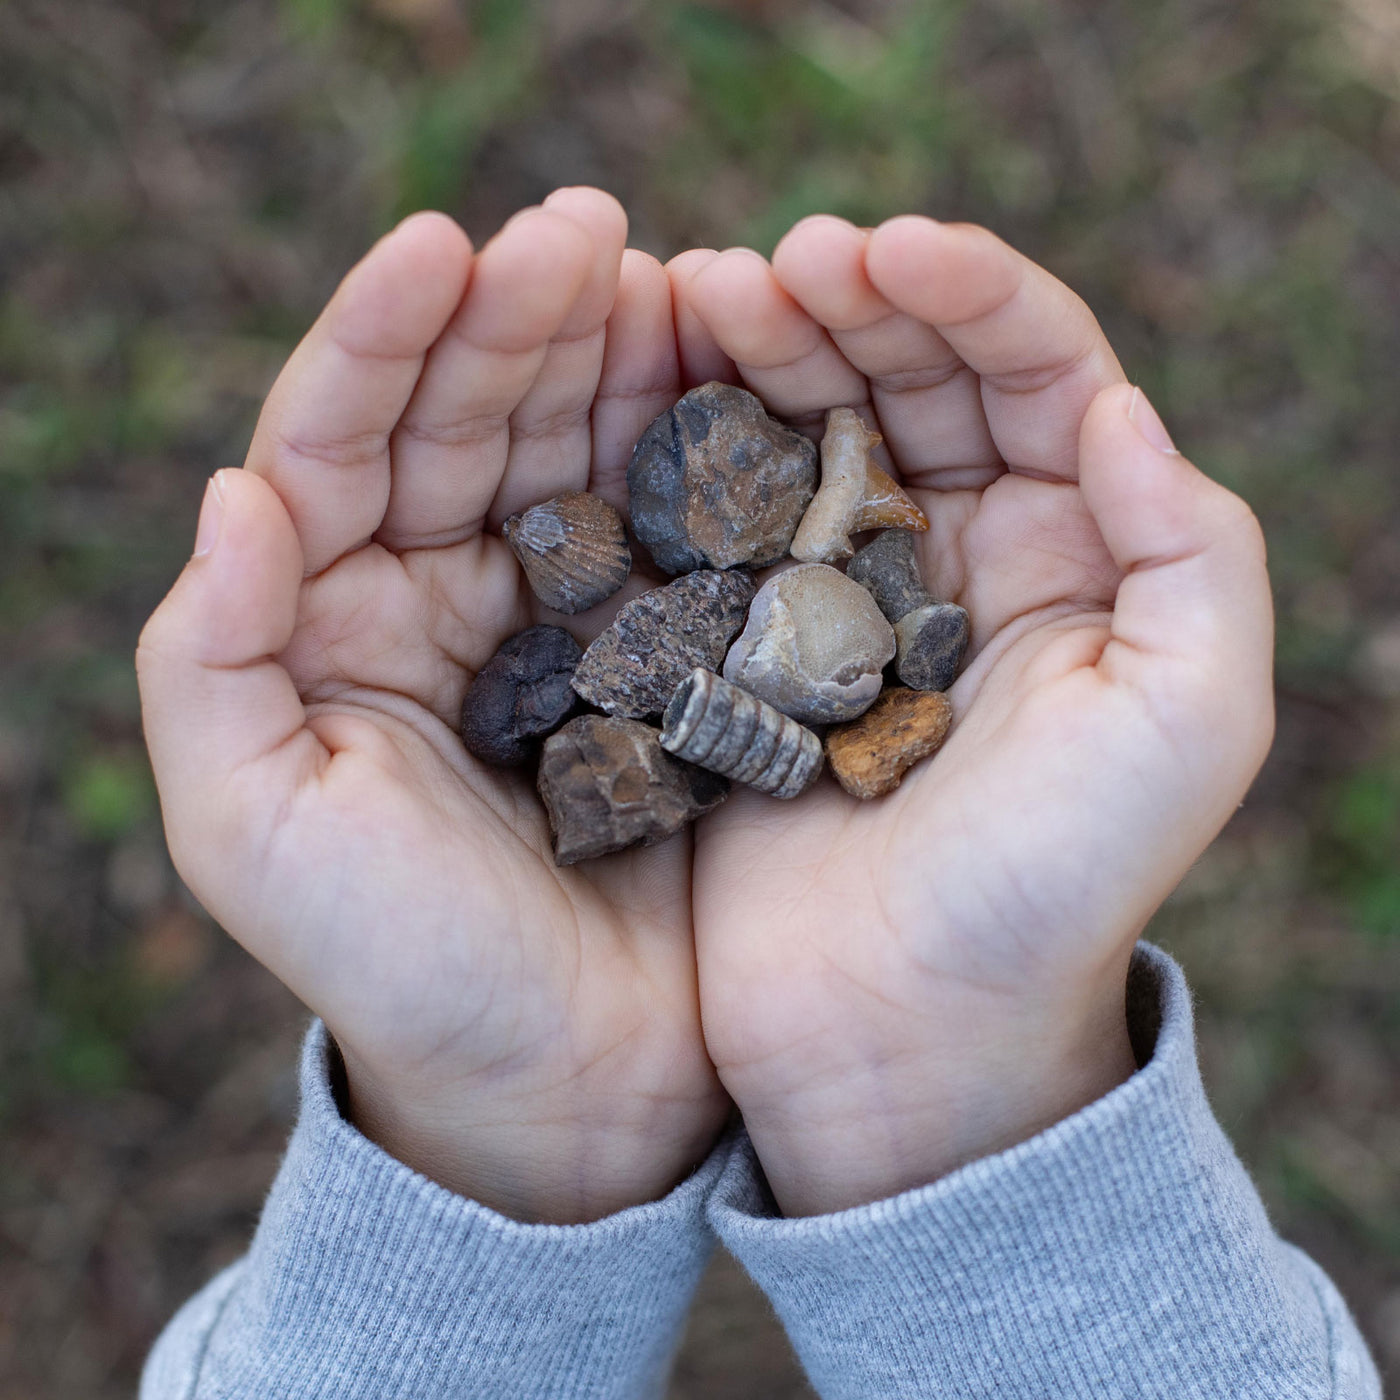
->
xmin=193 ymin=474 xmax=225 ymax=557
xmin=1127 ymin=386 xmax=1179 ymax=455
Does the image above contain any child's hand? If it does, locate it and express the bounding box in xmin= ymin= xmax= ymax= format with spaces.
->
xmin=674 ymin=218 xmax=1274 ymax=1216
xmin=137 ymin=190 xmax=728 ymax=1224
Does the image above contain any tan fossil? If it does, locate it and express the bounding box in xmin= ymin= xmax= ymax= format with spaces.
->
xmin=660 ymin=669 xmax=823 ymax=800
xmin=502 ymin=490 xmax=631 ymax=615
xmin=789 ymin=408 xmax=928 ymax=564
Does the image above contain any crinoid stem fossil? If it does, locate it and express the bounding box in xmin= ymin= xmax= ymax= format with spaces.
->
xmin=660 ymin=669 xmax=823 ymax=800
xmin=789 ymin=408 xmax=928 ymax=563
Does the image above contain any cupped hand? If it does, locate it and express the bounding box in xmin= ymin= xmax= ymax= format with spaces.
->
xmin=137 ymin=190 xmax=728 ymax=1224
xmin=673 ymin=218 xmax=1274 ymax=1215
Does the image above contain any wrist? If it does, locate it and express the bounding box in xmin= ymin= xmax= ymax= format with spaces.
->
xmin=338 ymin=1046 xmax=730 ymax=1224
xmin=731 ymin=969 xmax=1137 ymax=1218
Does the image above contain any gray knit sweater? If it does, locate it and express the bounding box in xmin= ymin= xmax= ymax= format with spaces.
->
xmin=141 ymin=946 xmax=1381 ymax=1398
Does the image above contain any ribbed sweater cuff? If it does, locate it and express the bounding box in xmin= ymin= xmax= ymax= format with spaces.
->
xmin=144 ymin=1021 xmax=723 ymax=1400
xmin=710 ymin=943 xmax=1380 ymax=1400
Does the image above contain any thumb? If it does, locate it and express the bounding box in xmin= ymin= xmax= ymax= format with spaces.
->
xmin=137 ymin=468 xmax=322 ymax=887
xmin=1078 ymin=383 xmax=1275 ymax=785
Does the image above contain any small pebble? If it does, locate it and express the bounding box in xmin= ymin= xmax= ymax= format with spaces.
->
xmin=537 ymin=715 xmax=729 ymax=865
xmin=895 ymin=603 xmax=970 ymax=693
xmin=572 ymin=569 xmax=757 ymax=719
xmin=825 ymin=688 xmax=953 ymax=799
xmin=848 ymin=530 xmax=969 ymax=692
xmin=627 ymin=382 xmax=818 ymax=573
xmin=502 ymin=490 xmax=631 ymax=615
xmin=460 ymin=626 xmax=582 ymax=767
xmin=723 ymin=563 xmax=895 ymax=724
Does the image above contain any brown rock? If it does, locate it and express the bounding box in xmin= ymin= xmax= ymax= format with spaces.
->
xmin=572 ymin=569 xmax=757 ymax=719
xmin=537 ymin=716 xmax=729 ymax=865
xmin=825 ymin=688 xmax=953 ymax=799
xmin=626 ymin=382 xmax=818 ymax=573
xmin=459 ymin=626 xmax=582 ymax=767
xmin=502 ymin=490 xmax=631 ymax=615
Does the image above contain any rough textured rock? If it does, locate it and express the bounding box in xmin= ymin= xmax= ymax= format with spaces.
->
xmin=848 ymin=530 xmax=970 ymax=692
xmin=660 ymin=668 xmax=823 ymax=800
xmin=847 ymin=529 xmax=932 ymax=622
xmin=825 ymin=687 xmax=954 ymax=799
xmin=460 ymin=626 xmax=583 ymax=767
xmin=790 ymin=409 xmax=927 ymax=563
xmin=895 ymin=602 xmax=970 ymax=692
xmin=723 ymin=563 xmax=895 ymax=724
xmin=626 ymin=382 xmax=818 ymax=573
xmin=502 ymin=490 xmax=631 ymax=615
xmin=572 ymin=569 xmax=757 ymax=719
xmin=537 ymin=715 xmax=729 ymax=865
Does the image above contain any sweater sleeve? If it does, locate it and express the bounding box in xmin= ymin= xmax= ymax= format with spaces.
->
xmin=708 ymin=943 xmax=1382 ymax=1400
xmin=141 ymin=1022 xmax=724 ymax=1400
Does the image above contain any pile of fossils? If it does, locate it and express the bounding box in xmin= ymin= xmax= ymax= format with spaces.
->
xmin=460 ymin=383 xmax=969 ymax=865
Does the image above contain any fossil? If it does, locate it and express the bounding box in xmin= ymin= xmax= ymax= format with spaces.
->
xmin=536 ymin=715 xmax=729 ymax=865
xmin=825 ymin=687 xmax=954 ymax=799
xmin=502 ymin=490 xmax=631 ymax=615
xmin=789 ymin=409 xmax=928 ymax=563
xmin=660 ymin=669 xmax=823 ymax=800
xmin=847 ymin=529 xmax=969 ymax=691
xmin=723 ymin=563 xmax=895 ymax=724
xmin=459 ymin=625 xmax=582 ymax=767
xmin=571 ymin=569 xmax=757 ymax=719
xmin=627 ymin=382 xmax=818 ymax=573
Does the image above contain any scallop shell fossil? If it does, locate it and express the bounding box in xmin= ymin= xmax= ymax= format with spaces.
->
xmin=790 ymin=408 xmax=928 ymax=564
xmin=502 ymin=490 xmax=631 ymax=615
xmin=660 ymin=668 xmax=823 ymax=800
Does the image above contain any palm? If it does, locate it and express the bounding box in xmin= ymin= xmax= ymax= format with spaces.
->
xmin=669 ymin=217 xmax=1270 ymax=1211
xmin=141 ymin=192 xmax=727 ymax=1219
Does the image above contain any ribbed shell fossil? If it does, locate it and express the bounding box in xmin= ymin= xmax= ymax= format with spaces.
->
xmin=790 ymin=409 xmax=928 ymax=563
xmin=661 ymin=669 xmax=823 ymax=800
xmin=502 ymin=490 xmax=631 ymax=615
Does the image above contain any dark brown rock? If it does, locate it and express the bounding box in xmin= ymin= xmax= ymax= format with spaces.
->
xmin=460 ymin=626 xmax=583 ymax=767
xmin=626 ymin=382 xmax=818 ymax=573
xmin=502 ymin=491 xmax=631 ymax=615
xmin=895 ymin=603 xmax=970 ymax=693
xmin=825 ymin=688 xmax=954 ymax=799
xmin=572 ymin=570 xmax=758 ymax=719
xmin=537 ymin=716 xmax=729 ymax=865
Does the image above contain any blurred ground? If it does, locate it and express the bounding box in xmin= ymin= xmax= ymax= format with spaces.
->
xmin=1 ymin=0 xmax=1398 ymax=1393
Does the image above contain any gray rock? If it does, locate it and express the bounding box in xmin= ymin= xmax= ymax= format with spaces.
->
xmin=460 ymin=626 xmax=582 ymax=767
xmin=895 ymin=603 xmax=970 ymax=693
xmin=626 ymin=382 xmax=818 ymax=574
xmin=537 ymin=716 xmax=729 ymax=865
xmin=846 ymin=529 xmax=932 ymax=622
xmin=572 ymin=570 xmax=757 ymax=719
xmin=723 ymin=563 xmax=895 ymax=724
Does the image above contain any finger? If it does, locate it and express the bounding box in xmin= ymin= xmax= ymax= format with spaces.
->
xmin=589 ymin=249 xmax=683 ymax=516
xmin=248 ymin=212 xmax=473 ymax=574
xmin=864 ymin=218 xmax=1126 ymax=482
xmin=136 ymin=469 xmax=324 ymax=883
xmin=490 ymin=187 xmax=630 ymax=525
xmin=379 ymin=206 xmax=595 ymax=549
xmin=771 ymin=215 xmax=1001 ymax=490
xmin=1080 ymin=384 xmax=1274 ymax=774
xmin=678 ymin=246 xmax=868 ymax=435
xmin=665 ymin=249 xmax=740 ymax=389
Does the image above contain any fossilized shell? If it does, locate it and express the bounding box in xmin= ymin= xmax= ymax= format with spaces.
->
xmin=660 ymin=669 xmax=823 ymax=800
xmin=790 ymin=409 xmax=928 ymax=563
xmin=723 ymin=563 xmax=896 ymax=724
xmin=502 ymin=491 xmax=631 ymax=615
